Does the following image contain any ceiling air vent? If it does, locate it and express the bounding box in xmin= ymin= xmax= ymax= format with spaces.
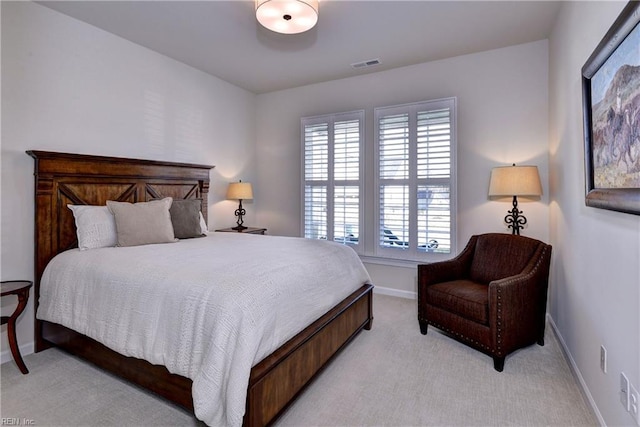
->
xmin=351 ymin=58 xmax=381 ymax=69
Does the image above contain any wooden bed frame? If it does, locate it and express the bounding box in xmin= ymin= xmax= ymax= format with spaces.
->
xmin=27 ymin=150 xmax=374 ymax=427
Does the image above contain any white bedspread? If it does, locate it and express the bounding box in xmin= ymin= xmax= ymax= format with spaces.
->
xmin=37 ymin=233 xmax=371 ymax=426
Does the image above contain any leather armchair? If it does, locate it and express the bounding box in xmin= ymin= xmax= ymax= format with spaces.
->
xmin=418 ymin=233 xmax=552 ymax=371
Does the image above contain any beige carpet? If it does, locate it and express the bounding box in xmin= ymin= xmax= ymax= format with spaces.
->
xmin=1 ymin=294 xmax=597 ymax=426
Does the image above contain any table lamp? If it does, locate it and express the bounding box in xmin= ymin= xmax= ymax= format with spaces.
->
xmin=488 ymin=164 xmax=542 ymax=235
xmin=226 ymin=181 xmax=253 ymax=231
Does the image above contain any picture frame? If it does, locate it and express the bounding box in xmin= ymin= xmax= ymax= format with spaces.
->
xmin=582 ymin=1 xmax=640 ymax=215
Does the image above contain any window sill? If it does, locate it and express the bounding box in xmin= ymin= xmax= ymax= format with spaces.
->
xmin=358 ymin=251 xmax=455 ymax=268
xmin=358 ymin=255 xmax=424 ymax=268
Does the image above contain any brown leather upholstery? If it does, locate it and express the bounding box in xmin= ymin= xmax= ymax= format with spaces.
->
xmin=427 ymin=280 xmax=489 ymax=325
xmin=418 ymin=233 xmax=552 ymax=372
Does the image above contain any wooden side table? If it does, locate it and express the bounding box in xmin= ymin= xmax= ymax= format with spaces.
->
xmin=215 ymin=227 xmax=267 ymax=235
xmin=1 ymin=280 xmax=32 ymax=374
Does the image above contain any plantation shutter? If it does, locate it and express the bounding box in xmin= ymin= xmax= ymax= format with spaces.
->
xmin=416 ymin=107 xmax=452 ymax=253
xmin=302 ymin=111 xmax=364 ymax=248
xmin=304 ymin=122 xmax=328 ymax=239
xmin=375 ymin=98 xmax=456 ymax=258
xmin=378 ymin=113 xmax=410 ymax=248
xmin=333 ymin=119 xmax=361 ymax=245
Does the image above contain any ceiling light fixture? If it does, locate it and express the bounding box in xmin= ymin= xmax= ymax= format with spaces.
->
xmin=256 ymin=0 xmax=319 ymax=34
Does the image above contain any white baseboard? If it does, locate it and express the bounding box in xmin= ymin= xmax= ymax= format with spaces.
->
xmin=373 ymin=285 xmax=416 ymax=300
xmin=1 ymin=342 xmax=34 ymax=366
xmin=547 ymin=314 xmax=605 ymax=426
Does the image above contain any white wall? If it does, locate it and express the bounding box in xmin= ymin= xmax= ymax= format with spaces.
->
xmin=255 ymin=40 xmax=550 ymax=295
xmin=549 ymin=1 xmax=640 ymax=425
xmin=0 ymin=2 xmax=256 ymax=363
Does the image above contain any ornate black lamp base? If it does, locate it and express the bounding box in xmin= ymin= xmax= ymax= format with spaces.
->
xmin=504 ymin=195 xmax=527 ymax=235
xmin=232 ymin=200 xmax=247 ymax=230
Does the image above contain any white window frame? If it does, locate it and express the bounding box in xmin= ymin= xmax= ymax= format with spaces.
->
xmin=373 ymin=97 xmax=457 ymax=262
xmin=300 ymin=110 xmax=365 ymax=253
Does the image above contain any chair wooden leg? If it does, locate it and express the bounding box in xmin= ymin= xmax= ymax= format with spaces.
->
xmin=419 ymin=320 xmax=428 ymax=335
xmin=493 ymin=356 xmax=505 ymax=372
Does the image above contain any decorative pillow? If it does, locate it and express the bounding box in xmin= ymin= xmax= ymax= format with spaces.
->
xmin=168 ymin=199 xmax=204 ymax=239
xmin=67 ymin=205 xmax=118 ymax=250
xmin=106 ymin=198 xmax=177 ymax=247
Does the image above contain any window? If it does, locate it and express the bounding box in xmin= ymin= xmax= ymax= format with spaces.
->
xmin=301 ymin=98 xmax=456 ymax=264
xmin=375 ymin=98 xmax=457 ymax=261
xmin=301 ymin=111 xmax=364 ymax=249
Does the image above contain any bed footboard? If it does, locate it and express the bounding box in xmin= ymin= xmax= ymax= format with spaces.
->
xmin=245 ymin=283 xmax=373 ymax=426
xmin=39 ymin=284 xmax=374 ymax=426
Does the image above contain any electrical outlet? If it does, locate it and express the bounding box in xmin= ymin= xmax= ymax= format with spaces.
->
xmin=630 ymin=382 xmax=639 ymax=425
xmin=600 ymin=346 xmax=607 ymax=373
xmin=622 ymin=373 xmax=630 ymax=411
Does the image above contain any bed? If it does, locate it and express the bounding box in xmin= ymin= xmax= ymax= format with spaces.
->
xmin=27 ymin=150 xmax=374 ymax=426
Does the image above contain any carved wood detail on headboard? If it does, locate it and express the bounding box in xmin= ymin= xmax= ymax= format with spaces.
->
xmin=27 ymin=150 xmax=214 ymax=351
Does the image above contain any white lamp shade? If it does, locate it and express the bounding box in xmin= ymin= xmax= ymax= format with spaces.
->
xmin=226 ymin=182 xmax=253 ymax=200
xmin=488 ymin=165 xmax=542 ymax=197
xmin=256 ymin=0 xmax=319 ymax=34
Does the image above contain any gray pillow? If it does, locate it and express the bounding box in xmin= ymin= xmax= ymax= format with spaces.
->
xmin=169 ymin=199 xmax=204 ymax=239
xmin=106 ymin=197 xmax=177 ymax=247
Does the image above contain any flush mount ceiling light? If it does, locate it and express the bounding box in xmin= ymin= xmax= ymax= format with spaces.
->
xmin=256 ymin=0 xmax=319 ymax=34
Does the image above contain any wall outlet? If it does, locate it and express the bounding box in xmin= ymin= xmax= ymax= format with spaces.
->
xmin=622 ymin=373 xmax=630 ymax=411
xmin=600 ymin=346 xmax=607 ymax=373
xmin=630 ymin=382 xmax=639 ymax=425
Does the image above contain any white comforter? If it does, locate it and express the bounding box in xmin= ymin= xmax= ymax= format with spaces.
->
xmin=38 ymin=233 xmax=371 ymax=426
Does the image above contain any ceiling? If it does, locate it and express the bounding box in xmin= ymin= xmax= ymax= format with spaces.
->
xmin=39 ymin=1 xmax=562 ymax=94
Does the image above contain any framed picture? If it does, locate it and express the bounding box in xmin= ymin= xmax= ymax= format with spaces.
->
xmin=582 ymin=1 xmax=640 ymax=215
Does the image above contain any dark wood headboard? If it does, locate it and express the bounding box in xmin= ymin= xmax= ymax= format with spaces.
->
xmin=27 ymin=150 xmax=214 ymax=351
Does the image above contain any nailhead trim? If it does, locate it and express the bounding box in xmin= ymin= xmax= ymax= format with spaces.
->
xmin=492 ymin=245 xmax=550 ymax=354
xmin=423 ymin=319 xmax=491 ymax=351
xmin=497 ymin=287 xmax=502 ymax=350
xmin=422 ymin=244 xmax=551 ymax=361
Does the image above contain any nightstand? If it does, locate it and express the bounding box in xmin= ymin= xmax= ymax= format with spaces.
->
xmin=1 ymin=280 xmax=32 ymax=374
xmin=215 ymin=227 xmax=267 ymax=235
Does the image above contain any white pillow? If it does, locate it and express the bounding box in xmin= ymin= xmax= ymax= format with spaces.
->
xmin=199 ymin=212 xmax=209 ymax=235
xmin=67 ymin=205 xmax=118 ymax=250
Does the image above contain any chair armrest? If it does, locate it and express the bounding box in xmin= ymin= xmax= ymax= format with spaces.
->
xmin=488 ymin=243 xmax=552 ymax=353
xmin=488 ymin=243 xmax=552 ymax=304
xmin=417 ymin=236 xmax=479 ymax=322
xmin=417 ymin=235 xmax=478 ymax=287
xmin=418 ymin=259 xmax=466 ymax=287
